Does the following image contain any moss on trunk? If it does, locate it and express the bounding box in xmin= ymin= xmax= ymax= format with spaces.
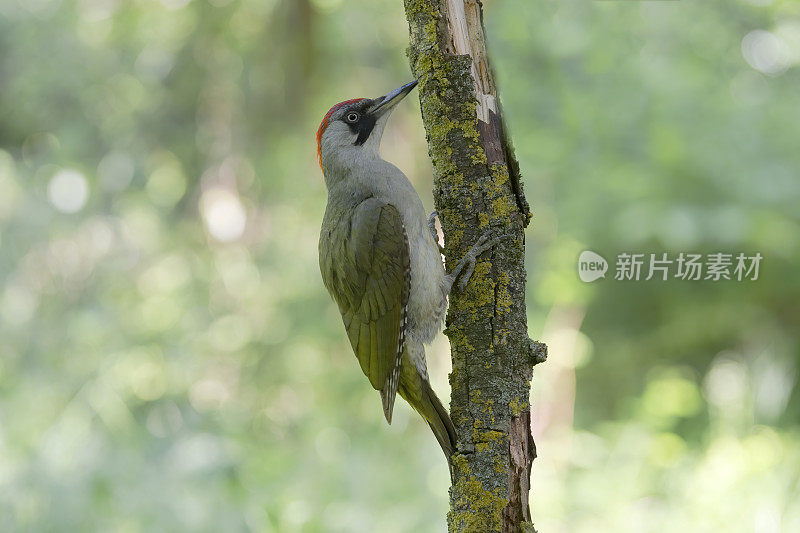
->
xmin=402 ymin=1 xmax=545 ymax=532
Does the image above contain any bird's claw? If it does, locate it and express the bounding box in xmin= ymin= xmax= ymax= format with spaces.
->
xmin=456 ymin=230 xmax=512 ymax=291
xmin=470 ymin=230 xmax=511 ymax=257
xmin=458 ymin=265 xmax=474 ymax=292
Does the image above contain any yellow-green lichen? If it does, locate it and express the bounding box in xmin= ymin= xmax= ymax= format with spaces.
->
xmin=470 ymin=390 xmax=498 ymax=428
xmin=447 ymin=326 xmax=476 ymax=353
xmin=494 ymin=455 xmax=507 ymax=475
xmin=495 ymin=272 xmax=513 ymax=316
xmin=424 ymin=20 xmax=437 ymax=41
xmin=446 ymin=228 xmax=465 ymax=252
xmin=470 ymin=391 xmax=495 ymax=414
xmin=474 ymin=429 xmax=504 ymax=444
xmin=449 ymin=456 xmax=508 ymax=532
xmin=473 ymin=428 xmax=504 ymax=455
xmin=509 ymin=397 xmax=527 ymax=417
xmin=470 ymin=150 xmax=487 ymax=166
xmin=450 ymin=261 xmax=494 ymax=320
xmin=486 ymin=165 xmax=516 ymax=219
xmin=404 ymin=0 xmax=439 ymax=24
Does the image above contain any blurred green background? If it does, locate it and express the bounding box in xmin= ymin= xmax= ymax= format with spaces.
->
xmin=1 ymin=0 xmax=798 ymax=531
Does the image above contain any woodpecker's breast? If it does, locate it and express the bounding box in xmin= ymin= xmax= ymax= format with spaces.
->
xmin=404 ymin=221 xmax=447 ymax=344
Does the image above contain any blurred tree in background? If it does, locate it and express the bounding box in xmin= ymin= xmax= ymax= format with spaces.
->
xmin=0 ymin=0 xmax=798 ymax=531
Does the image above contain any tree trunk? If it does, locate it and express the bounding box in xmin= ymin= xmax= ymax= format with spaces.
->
xmin=401 ymin=1 xmax=546 ymax=532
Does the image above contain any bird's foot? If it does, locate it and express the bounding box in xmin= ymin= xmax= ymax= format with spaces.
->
xmin=447 ymin=230 xmax=511 ymax=292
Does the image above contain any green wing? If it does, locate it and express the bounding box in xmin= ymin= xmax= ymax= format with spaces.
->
xmin=319 ymin=198 xmax=410 ymax=421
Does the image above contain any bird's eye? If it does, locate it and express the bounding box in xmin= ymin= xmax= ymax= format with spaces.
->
xmin=346 ymin=112 xmax=360 ymax=123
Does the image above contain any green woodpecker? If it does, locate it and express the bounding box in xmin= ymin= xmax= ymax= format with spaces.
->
xmin=317 ymin=80 xmax=500 ymax=465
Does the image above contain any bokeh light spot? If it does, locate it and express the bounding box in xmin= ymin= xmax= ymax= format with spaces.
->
xmin=47 ymin=169 xmax=89 ymax=213
xmin=742 ymin=30 xmax=789 ymax=76
xmin=200 ymin=188 xmax=246 ymax=242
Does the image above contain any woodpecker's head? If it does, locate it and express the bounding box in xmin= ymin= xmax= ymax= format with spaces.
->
xmin=317 ymin=80 xmax=418 ymax=172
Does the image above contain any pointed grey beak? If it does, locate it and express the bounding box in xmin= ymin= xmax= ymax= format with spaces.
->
xmin=371 ymin=80 xmax=418 ymax=116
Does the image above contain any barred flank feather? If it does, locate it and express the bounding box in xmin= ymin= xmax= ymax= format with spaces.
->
xmin=381 ymin=226 xmax=411 ymax=423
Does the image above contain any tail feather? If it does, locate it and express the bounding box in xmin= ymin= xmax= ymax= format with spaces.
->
xmin=393 ymin=342 xmax=457 ymax=471
xmin=399 ymin=376 xmax=456 ymax=468
xmin=422 ymin=379 xmax=456 ymax=462
xmin=380 ymin=387 xmax=396 ymax=423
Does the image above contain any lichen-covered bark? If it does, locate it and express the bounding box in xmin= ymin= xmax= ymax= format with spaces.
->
xmin=401 ymin=1 xmax=546 ymax=532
